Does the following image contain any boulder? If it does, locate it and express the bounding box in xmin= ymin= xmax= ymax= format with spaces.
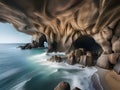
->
xmin=19 ymin=39 xmax=47 ymax=50
xmin=86 ymin=51 xmax=93 ymax=66
xmin=79 ymin=55 xmax=87 ymax=66
xmin=48 ymin=55 xmax=62 ymax=62
xmin=67 ymin=54 xmax=76 ymax=65
xmin=78 ymin=55 xmax=93 ymax=66
xmin=19 ymin=43 xmax=32 ymax=49
xmin=96 ymin=53 xmax=120 ymax=69
xmin=66 ymin=49 xmax=94 ymax=66
xmin=86 ymin=56 xmax=93 ymax=66
xmin=96 ymin=54 xmax=110 ymax=69
xmin=67 ymin=50 xmax=76 ymax=65
xmin=74 ymin=48 xmax=86 ymax=57
xmin=73 ymin=87 xmax=81 ymax=90
xmin=54 ymin=81 xmax=70 ymax=90
xmin=74 ymin=48 xmax=86 ymax=63
xmin=112 ymin=38 xmax=120 ymax=53
xmin=108 ymin=53 xmax=119 ymax=64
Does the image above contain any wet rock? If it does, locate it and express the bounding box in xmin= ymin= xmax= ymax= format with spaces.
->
xmin=48 ymin=55 xmax=62 ymax=62
xmin=75 ymin=50 xmax=93 ymax=66
xmin=66 ymin=48 xmax=94 ymax=66
xmin=74 ymin=48 xmax=86 ymax=57
xmin=47 ymin=48 xmax=94 ymax=66
xmin=19 ymin=42 xmax=36 ymax=49
xmin=54 ymin=81 xmax=70 ymax=90
xmin=66 ymin=50 xmax=76 ymax=65
xmin=79 ymin=55 xmax=87 ymax=66
xmin=74 ymin=48 xmax=86 ymax=63
xmin=19 ymin=43 xmax=33 ymax=49
xmin=19 ymin=37 xmax=47 ymax=50
xmin=78 ymin=55 xmax=93 ymax=66
xmin=86 ymin=51 xmax=93 ymax=66
xmin=67 ymin=53 xmax=76 ymax=65
xmin=67 ymin=48 xmax=86 ymax=65
xmin=73 ymin=87 xmax=81 ymax=90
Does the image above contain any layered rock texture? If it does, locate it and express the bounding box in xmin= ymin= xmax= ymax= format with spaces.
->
xmin=0 ymin=0 xmax=119 ymax=52
xmin=0 ymin=0 xmax=120 ymax=89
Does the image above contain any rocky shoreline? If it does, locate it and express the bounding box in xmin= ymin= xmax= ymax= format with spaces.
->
xmin=0 ymin=0 xmax=120 ymax=90
xmin=19 ymin=45 xmax=120 ymax=90
xmin=46 ymin=48 xmax=120 ymax=90
xmin=53 ymin=67 xmax=120 ymax=90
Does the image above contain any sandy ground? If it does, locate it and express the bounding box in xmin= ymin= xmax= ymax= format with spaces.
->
xmin=96 ymin=67 xmax=120 ymax=90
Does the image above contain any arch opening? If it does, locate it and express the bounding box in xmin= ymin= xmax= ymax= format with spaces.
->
xmin=72 ymin=35 xmax=103 ymax=60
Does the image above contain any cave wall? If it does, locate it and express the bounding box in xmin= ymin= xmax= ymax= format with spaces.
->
xmin=0 ymin=0 xmax=119 ymax=53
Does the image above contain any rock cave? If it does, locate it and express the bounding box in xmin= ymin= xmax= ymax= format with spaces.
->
xmin=0 ymin=0 xmax=120 ymax=90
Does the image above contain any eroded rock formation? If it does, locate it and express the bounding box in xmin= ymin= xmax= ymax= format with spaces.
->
xmin=0 ymin=0 xmax=120 ymax=72
xmin=0 ymin=0 xmax=120 ymax=90
xmin=19 ymin=33 xmax=47 ymax=49
xmin=0 ymin=0 xmax=119 ymax=52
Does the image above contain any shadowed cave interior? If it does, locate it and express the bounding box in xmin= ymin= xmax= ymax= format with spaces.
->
xmin=73 ymin=36 xmax=102 ymax=55
xmin=0 ymin=0 xmax=120 ymax=90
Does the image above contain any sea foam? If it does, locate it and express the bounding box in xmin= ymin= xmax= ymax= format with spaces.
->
xmin=29 ymin=52 xmax=98 ymax=90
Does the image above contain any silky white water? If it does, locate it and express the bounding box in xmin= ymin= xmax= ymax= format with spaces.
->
xmin=0 ymin=44 xmax=98 ymax=90
xmin=29 ymin=52 xmax=97 ymax=90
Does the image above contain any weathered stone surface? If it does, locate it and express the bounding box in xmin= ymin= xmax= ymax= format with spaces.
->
xmin=48 ymin=48 xmax=93 ymax=66
xmin=48 ymin=55 xmax=63 ymax=63
xmin=66 ymin=49 xmax=94 ymax=66
xmin=108 ymin=53 xmax=119 ymax=64
xmin=96 ymin=54 xmax=112 ymax=69
xmin=67 ymin=50 xmax=76 ymax=65
xmin=0 ymin=1 xmax=120 ymax=90
xmin=0 ymin=0 xmax=119 ymax=53
xmin=0 ymin=0 xmax=120 ymax=78
xmin=19 ymin=33 xmax=47 ymax=49
xmin=96 ymin=53 xmax=120 ymax=69
xmin=54 ymin=81 xmax=70 ymax=90
xmin=112 ymin=37 xmax=120 ymax=53
xmin=73 ymin=87 xmax=81 ymax=90
xmin=47 ymin=48 xmax=92 ymax=66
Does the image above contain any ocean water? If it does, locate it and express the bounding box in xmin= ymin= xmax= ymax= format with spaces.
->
xmin=0 ymin=44 xmax=97 ymax=90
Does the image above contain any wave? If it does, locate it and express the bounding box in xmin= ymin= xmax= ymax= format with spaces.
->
xmin=0 ymin=68 xmax=21 ymax=81
xmin=10 ymin=80 xmax=29 ymax=90
xmin=28 ymin=52 xmax=98 ymax=90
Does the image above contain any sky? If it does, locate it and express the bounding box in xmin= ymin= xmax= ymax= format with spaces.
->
xmin=0 ymin=23 xmax=31 ymax=43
